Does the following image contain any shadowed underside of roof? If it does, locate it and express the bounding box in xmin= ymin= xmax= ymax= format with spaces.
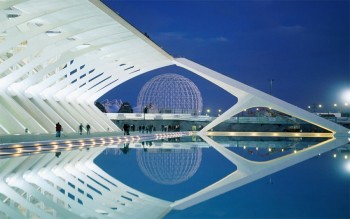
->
xmin=0 ymin=0 xmax=173 ymax=134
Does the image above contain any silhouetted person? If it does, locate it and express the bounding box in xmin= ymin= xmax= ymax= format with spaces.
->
xmin=123 ymin=123 xmax=130 ymax=135
xmin=86 ymin=124 xmax=91 ymax=135
xmin=56 ymin=122 xmax=62 ymax=137
xmin=55 ymin=151 xmax=61 ymax=158
xmin=120 ymin=143 xmax=130 ymax=154
xmin=79 ymin=123 xmax=83 ymax=135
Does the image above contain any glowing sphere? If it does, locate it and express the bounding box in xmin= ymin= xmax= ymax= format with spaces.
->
xmin=341 ymin=89 xmax=350 ymax=103
xmin=345 ymin=162 xmax=350 ymax=173
xmin=137 ymin=74 xmax=203 ymax=114
xmin=136 ymin=147 xmax=202 ymax=185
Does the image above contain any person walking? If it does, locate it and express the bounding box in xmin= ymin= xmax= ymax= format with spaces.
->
xmin=56 ymin=122 xmax=62 ymax=137
xmin=79 ymin=123 xmax=83 ymax=135
xmin=86 ymin=124 xmax=91 ymax=135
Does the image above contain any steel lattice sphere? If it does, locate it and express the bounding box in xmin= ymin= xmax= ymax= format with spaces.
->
xmin=137 ymin=74 xmax=203 ymax=114
xmin=136 ymin=147 xmax=202 ymax=185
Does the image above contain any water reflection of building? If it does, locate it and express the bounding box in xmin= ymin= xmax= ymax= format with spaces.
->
xmin=136 ymin=147 xmax=202 ymax=185
xmin=0 ymin=148 xmax=171 ymax=218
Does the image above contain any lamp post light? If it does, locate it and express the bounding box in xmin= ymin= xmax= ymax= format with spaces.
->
xmin=333 ymin=103 xmax=338 ymax=113
xmin=318 ymin=104 xmax=322 ymax=113
xmin=206 ymin=109 xmax=210 ymax=116
xmin=218 ymin=109 xmax=221 ymax=117
xmin=344 ymin=103 xmax=349 ymax=115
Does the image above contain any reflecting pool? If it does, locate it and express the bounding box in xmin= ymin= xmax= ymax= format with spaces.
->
xmin=95 ymin=136 xmax=350 ymax=218
xmin=0 ymin=134 xmax=348 ymax=218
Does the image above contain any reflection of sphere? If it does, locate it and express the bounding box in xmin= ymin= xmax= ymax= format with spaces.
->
xmin=136 ymin=148 xmax=202 ymax=185
xmin=137 ymin=74 xmax=203 ymax=114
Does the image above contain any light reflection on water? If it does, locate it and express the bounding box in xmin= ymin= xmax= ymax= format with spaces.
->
xmin=0 ymin=134 xmax=348 ymax=218
xmin=96 ymin=136 xmax=349 ymax=202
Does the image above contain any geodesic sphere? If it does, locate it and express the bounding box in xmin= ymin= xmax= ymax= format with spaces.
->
xmin=136 ymin=147 xmax=202 ymax=185
xmin=137 ymin=74 xmax=203 ymax=114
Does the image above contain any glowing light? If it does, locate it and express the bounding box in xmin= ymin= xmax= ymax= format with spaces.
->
xmin=294 ymin=150 xmax=297 ymax=153
xmin=318 ymin=104 xmax=322 ymax=108
xmin=341 ymin=89 xmax=350 ymax=103
xmin=256 ymin=147 xmax=258 ymax=150
xmin=333 ymin=154 xmax=337 ymax=158
xmin=345 ymin=162 xmax=350 ymax=172
xmin=268 ymin=148 xmax=271 ymax=152
xmin=345 ymin=155 xmax=348 ymax=159
xmin=243 ymin=146 xmax=246 ymax=149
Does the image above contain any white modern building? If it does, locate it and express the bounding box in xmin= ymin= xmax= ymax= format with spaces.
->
xmin=0 ymin=0 xmax=349 ymax=218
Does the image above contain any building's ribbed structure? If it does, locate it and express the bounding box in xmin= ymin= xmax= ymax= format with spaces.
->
xmin=0 ymin=0 xmax=173 ymax=135
xmin=0 ymin=0 xmax=349 ymax=218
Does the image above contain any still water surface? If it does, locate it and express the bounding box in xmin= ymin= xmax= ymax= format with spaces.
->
xmin=96 ymin=136 xmax=350 ymax=219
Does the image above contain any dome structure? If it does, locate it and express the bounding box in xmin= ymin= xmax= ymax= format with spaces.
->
xmin=137 ymin=74 xmax=203 ymax=114
xmin=136 ymin=147 xmax=202 ymax=185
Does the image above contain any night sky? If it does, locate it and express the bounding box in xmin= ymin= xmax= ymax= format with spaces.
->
xmin=100 ymin=0 xmax=349 ymax=114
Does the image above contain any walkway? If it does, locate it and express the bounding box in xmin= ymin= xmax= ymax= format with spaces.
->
xmin=0 ymin=131 xmax=193 ymax=158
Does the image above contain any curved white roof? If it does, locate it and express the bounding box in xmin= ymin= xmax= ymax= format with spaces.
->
xmin=0 ymin=0 xmax=173 ymax=134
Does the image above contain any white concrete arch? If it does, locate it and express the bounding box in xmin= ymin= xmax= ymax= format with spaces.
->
xmin=174 ymin=58 xmax=349 ymax=136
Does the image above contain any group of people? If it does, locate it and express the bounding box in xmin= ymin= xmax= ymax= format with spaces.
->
xmin=138 ymin=124 xmax=155 ymax=133
xmin=79 ymin=123 xmax=91 ymax=135
xmin=55 ymin=122 xmax=91 ymax=138
xmin=161 ymin=124 xmax=180 ymax=132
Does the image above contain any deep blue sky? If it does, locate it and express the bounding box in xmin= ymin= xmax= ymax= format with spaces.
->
xmin=100 ymin=0 xmax=349 ymax=113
